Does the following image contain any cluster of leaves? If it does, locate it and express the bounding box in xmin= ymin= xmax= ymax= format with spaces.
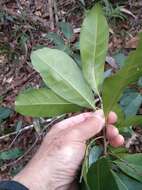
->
xmin=15 ymin=4 xmax=142 ymax=189
xmin=83 ymin=152 xmax=142 ymax=190
xmin=101 ymin=0 xmax=127 ymax=21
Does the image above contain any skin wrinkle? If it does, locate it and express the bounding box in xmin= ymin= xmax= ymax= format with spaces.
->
xmin=14 ymin=110 xmax=124 ymax=190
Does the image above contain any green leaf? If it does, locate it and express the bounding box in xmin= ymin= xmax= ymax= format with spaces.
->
xmin=89 ymin=145 xmax=103 ymax=167
xmin=120 ymin=91 xmax=139 ymax=107
xmin=123 ymin=94 xmax=142 ymax=117
xmin=0 ymin=107 xmax=12 ymax=121
xmin=0 ymin=148 xmax=23 ymax=160
xmin=79 ymin=0 xmax=85 ymax=6
xmin=72 ymin=53 xmax=81 ymax=67
xmin=119 ymin=126 xmax=134 ymax=138
xmin=45 ymin=32 xmax=65 ymax=50
xmin=113 ymin=53 xmax=126 ymax=68
xmin=74 ymin=41 xmax=80 ymax=50
xmin=112 ymin=170 xmax=142 ymax=190
xmin=80 ymin=4 xmax=109 ymax=94
xmin=103 ymin=33 xmax=142 ymax=116
xmin=120 ymin=92 xmax=142 ymax=117
xmin=58 ymin=22 xmax=73 ymax=40
xmin=115 ymin=154 xmax=142 ymax=182
xmin=87 ymin=157 xmax=119 ymax=190
xmin=31 ymin=48 xmax=95 ymax=109
xmin=124 ymin=116 xmax=142 ymax=127
xmin=112 ymin=171 xmax=128 ymax=190
xmin=109 ymin=146 xmax=128 ymax=156
xmin=80 ymin=180 xmax=90 ymax=190
xmin=82 ymin=145 xmax=103 ymax=184
xmin=15 ymin=88 xmax=82 ymax=117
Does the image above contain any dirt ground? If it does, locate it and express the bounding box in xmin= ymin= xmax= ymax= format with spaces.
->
xmin=0 ymin=0 xmax=142 ymax=179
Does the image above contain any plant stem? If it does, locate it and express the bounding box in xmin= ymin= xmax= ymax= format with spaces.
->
xmin=97 ymin=93 xmax=108 ymax=155
xmin=94 ymin=92 xmax=108 ymax=155
xmin=103 ymin=126 xmax=107 ymax=155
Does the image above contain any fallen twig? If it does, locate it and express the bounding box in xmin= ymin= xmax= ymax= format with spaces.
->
xmin=0 ymin=118 xmax=52 ymax=141
xmin=1 ymin=137 xmax=39 ymax=169
xmin=0 ymin=115 xmax=66 ymax=141
xmin=0 ymin=115 xmax=66 ymax=169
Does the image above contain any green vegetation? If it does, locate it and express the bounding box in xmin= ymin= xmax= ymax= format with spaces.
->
xmin=15 ymin=3 xmax=142 ymax=189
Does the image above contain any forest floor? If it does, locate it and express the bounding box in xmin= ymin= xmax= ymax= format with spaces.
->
xmin=0 ymin=0 xmax=142 ymax=179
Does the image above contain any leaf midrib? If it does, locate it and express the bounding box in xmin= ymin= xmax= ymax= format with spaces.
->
xmin=111 ymin=171 xmax=128 ymax=190
xmin=17 ymin=102 xmax=76 ymax=106
xmin=38 ymin=56 xmax=95 ymax=108
xmin=91 ymin=12 xmax=106 ymax=95
xmin=92 ymin=12 xmax=99 ymax=93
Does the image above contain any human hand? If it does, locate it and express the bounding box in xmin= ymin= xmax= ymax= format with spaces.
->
xmin=14 ymin=110 xmax=124 ymax=190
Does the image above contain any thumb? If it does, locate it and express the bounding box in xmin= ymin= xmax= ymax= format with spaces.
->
xmin=71 ymin=110 xmax=105 ymax=141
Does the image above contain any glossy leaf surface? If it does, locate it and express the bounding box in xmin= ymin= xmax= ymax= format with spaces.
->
xmin=113 ymin=171 xmax=142 ymax=190
xmin=115 ymin=154 xmax=142 ymax=182
xmin=87 ymin=158 xmax=119 ymax=190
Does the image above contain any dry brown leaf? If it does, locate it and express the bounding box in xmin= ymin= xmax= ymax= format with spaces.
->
xmin=125 ymin=36 xmax=139 ymax=49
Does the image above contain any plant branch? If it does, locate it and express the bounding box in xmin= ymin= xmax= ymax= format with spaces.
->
xmin=103 ymin=126 xmax=108 ymax=155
